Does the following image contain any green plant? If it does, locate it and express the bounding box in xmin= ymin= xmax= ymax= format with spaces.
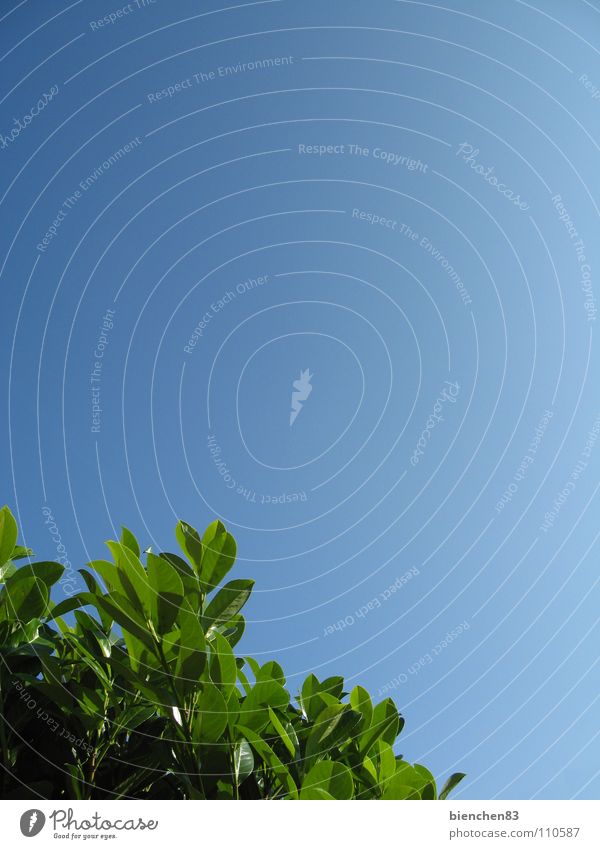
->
xmin=0 ymin=505 xmax=464 ymax=800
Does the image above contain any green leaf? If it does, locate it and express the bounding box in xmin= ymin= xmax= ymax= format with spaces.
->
xmin=175 ymin=521 xmax=203 ymax=574
xmin=374 ymin=740 xmax=396 ymax=785
xmin=240 ymin=672 xmax=289 ymax=730
xmin=244 ymin=655 xmax=261 ymax=679
xmin=234 ymin=739 xmax=254 ymax=785
xmin=237 ymin=665 xmax=252 ymax=696
xmin=300 ymin=673 xmax=338 ymax=720
xmin=362 ymin=754 xmax=378 ymax=784
xmin=51 ymin=595 xmax=86 ymax=618
xmin=203 ymin=580 xmax=254 ymax=636
xmin=94 ymin=593 xmax=154 ymax=652
xmin=439 ymin=772 xmax=466 ymax=800
xmin=7 ymin=561 xmax=64 ymax=590
xmin=300 ymin=761 xmax=354 ymax=800
xmin=14 ymin=617 xmax=41 ymax=643
xmin=311 ymin=706 xmax=362 ymax=763
xmin=79 ymin=568 xmax=101 ymax=593
xmin=175 ymin=601 xmax=206 ymax=686
xmin=381 ymin=777 xmax=421 ymax=800
xmin=350 ymin=685 xmax=373 ymax=732
xmin=192 ymin=682 xmax=228 ymax=742
xmin=11 ymin=545 xmax=33 ymax=561
xmin=0 ymin=506 xmax=18 ymax=567
xmin=359 ymin=698 xmax=401 ymax=754
xmin=88 ymin=559 xmax=122 ymax=593
xmin=120 ymin=526 xmax=141 ymax=558
xmin=319 ymin=676 xmax=345 ymax=699
xmin=200 ymin=520 xmax=236 ymax=590
xmin=159 ymin=551 xmax=195 ymax=578
xmin=0 ymin=561 xmax=16 ymax=583
xmin=259 ymin=660 xmax=285 ymax=686
xmin=414 ymin=764 xmax=437 ymax=799
xmin=268 ymin=707 xmax=296 ymax=758
xmin=159 ymin=552 xmax=202 ymax=613
xmin=209 ymin=632 xmax=237 ymax=697
xmin=380 ymin=762 xmax=432 ymax=800
xmin=220 ymin=613 xmax=245 ymax=647
xmin=300 ymin=673 xmax=320 ymax=707
xmin=0 ymin=577 xmax=49 ymax=621
xmin=237 ymin=725 xmax=298 ymax=799
xmin=147 ymin=552 xmax=184 ymax=634
xmin=74 ymin=610 xmax=111 ymax=658
xmin=305 ymin=704 xmax=347 ymax=760
xmin=304 ymin=690 xmax=339 ymax=724
xmin=78 ymin=571 xmax=113 ymax=631
xmin=106 ymin=541 xmax=152 ymax=619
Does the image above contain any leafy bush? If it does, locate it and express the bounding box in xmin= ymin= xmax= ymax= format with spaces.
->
xmin=0 ymin=505 xmax=464 ymax=800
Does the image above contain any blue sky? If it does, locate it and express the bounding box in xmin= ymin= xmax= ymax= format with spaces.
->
xmin=1 ymin=0 xmax=600 ymax=799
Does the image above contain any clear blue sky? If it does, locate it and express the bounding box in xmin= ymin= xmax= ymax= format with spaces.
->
xmin=1 ymin=0 xmax=599 ymax=799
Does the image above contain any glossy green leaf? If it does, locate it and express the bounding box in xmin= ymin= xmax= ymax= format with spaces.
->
xmin=305 ymin=704 xmax=347 ymax=760
xmin=359 ymin=698 xmax=401 ymax=754
xmin=234 ymin=739 xmax=254 ymax=785
xmin=51 ymin=595 xmax=86 ymax=618
xmin=94 ymin=592 xmax=154 ymax=652
xmin=350 ymin=684 xmax=373 ymax=731
xmin=374 ymin=740 xmax=397 ymax=785
xmin=414 ymin=764 xmax=437 ymax=799
xmin=381 ymin=777 xmax=421 ymax=800
xmin=237 ymin=725 xmax=298 ymax=799
xmin=319 ymin=676 xmax=345 ymax=699
xmin=1 ymin=576 xmax=49 ymax=621
xmin=240 ymin=674 xmax=289 ymax=730
xmin=106 ymin=541 xmax=152 ymax=619
xmin=200 ymin=520 xmax=236 ymax=590
xmin=268 ymin=707 xmax=296 ymax=758
xmin=88 ymin=559 xmax=123 ymax=594
xmin=203 ymin=580 xmax=254 ymax=636
xmin=158 ymin=551 xmax=195 ymax=578
xmin=380 ymin=761 xmax=434 ymax=801
xmin=192 ymin=682 xmax=228 ymax=742
xmin=147 ymin=551 xmax=184 ymax=634
xmin=220 ymin=613 xmax=245 ymax=647
xmin=300 ymin=761 xmax=354 ymax=800
xmin=175 ymin=521 xmax=203 ymax=575
xmin=6 ymin=561 xmax=64 ymax=590
xmin=439 ymin=772 xmax=466 ymax=800
xmin=259 ymin=660 xmax=285 ymax=686
xmin=209 ymin=632 xmax=237 ymax=697
xmin=158 ymin=552 xmax=202 ymax=613
xmin=175 ymin=600 xmax=206 ymax=686
xmin=304 ymin=691 xmax=339 ymax=723
xmin=10 ymin=545 xmax=33 ymax=561
xmin=0 ymin=561 xmax=16 ymax=583
xmin=0 ymin=506 xmax=18 ymax=567
xmin=300 ymin=673 xmax=320 ymax=713
xmin=14 ymin=617 xmax=41 ymax=643
xmin=120 ymin=526 xmax=141 ymax=558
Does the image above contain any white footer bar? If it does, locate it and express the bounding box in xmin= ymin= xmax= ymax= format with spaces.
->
xmin=1 ymin=800 xmax=599 ymax=847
